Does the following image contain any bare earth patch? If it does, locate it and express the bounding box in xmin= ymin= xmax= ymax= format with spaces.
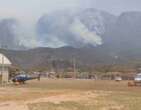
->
xmin=0 ymin=89 xmax=99 ymax=110
xmin=0 ymin=87 xmax=123 ymax=110
xmin=0 ymin=80 xmax=141 ymax=110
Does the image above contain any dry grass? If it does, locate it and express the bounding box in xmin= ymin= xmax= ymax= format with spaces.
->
xmin=0 ymin=79 xmax=141 ymax=110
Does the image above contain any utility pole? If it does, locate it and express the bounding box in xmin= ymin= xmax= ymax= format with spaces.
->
xmin=2 ymin=54 xmax=4 ymax=85
xmin=73 ymin=57 xmax=77 ymax=78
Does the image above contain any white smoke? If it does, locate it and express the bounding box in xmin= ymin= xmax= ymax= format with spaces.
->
xmin=37 ymin=11 xmax=103 ymax=48
xmin=0 ymin=9 xmax=103 ymax=49
xmin=69 ymin=19 xmax=102 ymax=46
xmin=0 ymin=19 xmax=21 ymax=49
xmin=0 ymin=18 xmax=39 ymax=50
xmin=14 ymin=24 xmax=39 ymax=48
xmin=38 ymin=34 xmax=67 ymax=48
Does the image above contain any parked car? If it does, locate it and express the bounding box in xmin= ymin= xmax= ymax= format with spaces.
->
xmin=115 ymin=76 xmax=122 ymax=82
xmin=134 ymin=73 xmax=141 ymax=82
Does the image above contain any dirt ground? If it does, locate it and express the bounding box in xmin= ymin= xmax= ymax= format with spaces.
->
xmin=0 ymin=79 xmax=141 ymax=110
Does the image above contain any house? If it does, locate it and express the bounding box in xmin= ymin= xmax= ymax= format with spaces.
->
xmin=0 ymin=53 xmax=12 ymax=84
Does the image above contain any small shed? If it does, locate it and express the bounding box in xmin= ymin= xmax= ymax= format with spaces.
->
xmin=0 ymin=53 xmax=11 ymax=84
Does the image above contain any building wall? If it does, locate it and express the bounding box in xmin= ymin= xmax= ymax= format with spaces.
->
xmin=0 ymin=66 xmax=9 ymax=84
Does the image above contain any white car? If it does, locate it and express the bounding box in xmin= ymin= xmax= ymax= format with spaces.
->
xmin=115 ymin=76 xmax=122 ymax=81
xmin=134 ymin=73 xmax=141 ymax=83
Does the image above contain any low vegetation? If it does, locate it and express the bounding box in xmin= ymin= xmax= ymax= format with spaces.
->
xmin=0 ymin=79 xmax=141 ymax=110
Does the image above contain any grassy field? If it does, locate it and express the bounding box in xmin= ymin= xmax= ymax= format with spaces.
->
xmin=0 ymin=79 xmax=141 ymax=110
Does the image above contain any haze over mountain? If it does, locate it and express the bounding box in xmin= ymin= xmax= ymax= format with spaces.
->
xmin=0 ymin=0 xmax=141 ymax=49
xmin=0 ymin=9 xmax=140 ymax=70
xmin=0 ymin=4 xmax=140 ymax=70
xmin=1 ymin=8 xmax=141 ymax=50
xmin=36 ymin=9 xmax=141 ymax=51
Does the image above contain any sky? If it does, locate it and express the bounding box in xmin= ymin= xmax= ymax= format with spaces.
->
xmin=0 ymin=0 xmax=140 ymax=23
xmin=0 ymin=0 xmax=81 ymax=24
xmin=83 ymin=0 xmax=141 ymax=15
xmin=0 ymin=0 xmax=141 ymax=48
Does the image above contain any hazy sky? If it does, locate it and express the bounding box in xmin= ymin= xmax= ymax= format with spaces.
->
xmin=0 ymin=0 xmax=140 ymax=48
xmin=0 ymin=0 xmax=81 ymax=23
xmin=0 ymin=0 xmax=140 ymax=23
xmin=86 ymin=0 xmax=141 ymax=14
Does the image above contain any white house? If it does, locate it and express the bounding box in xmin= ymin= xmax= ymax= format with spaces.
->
xmin=0 ymin=53 xmax=11 ymax=84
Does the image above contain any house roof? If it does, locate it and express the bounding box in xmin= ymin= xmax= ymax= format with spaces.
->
xmin=0 ymin=53 xmax=11 ymax=65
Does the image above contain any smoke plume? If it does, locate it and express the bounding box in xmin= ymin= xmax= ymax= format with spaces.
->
xmin=0 ymin=9 xmax=104 ymax=49
xmin=0 ymin=19 xmax=21 ymax=49
xmin=37 ymin=11 xmax=102 ymax=48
